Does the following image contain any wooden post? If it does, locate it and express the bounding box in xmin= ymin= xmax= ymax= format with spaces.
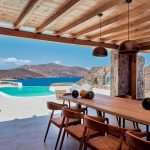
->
xmin=130 ymin=54 xmax=137 ymax=99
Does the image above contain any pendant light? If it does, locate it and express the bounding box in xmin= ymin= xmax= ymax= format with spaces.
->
xmin=118 ymin=0 xmax=139 ymax=54
xmin=92 ymin=14 xmax=108 ymax=57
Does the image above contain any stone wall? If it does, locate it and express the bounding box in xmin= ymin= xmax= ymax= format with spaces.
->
xmin=110 ymin=50 xmax=118 ymax=96
xmin=118 ymin=54 xmax=130 ymax=95
xmin=110 ymin=51 xmax=145 ymax=99
xmin=110 ymin=51 xmax=131 ymax=96
xmin=77 ymin=66 xmax=110 ymax=88
xmin=136 ymin=56 xmax=145 ymax=99
xmin=144 ymin=66 xmax=150 ymax=97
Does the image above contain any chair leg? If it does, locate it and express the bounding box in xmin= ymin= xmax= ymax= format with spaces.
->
xmin=116 ymin=116 xmax=122 ymax=127
xmin=133 ymin=121 xmax=136 ymax=128
xmin=84 ymin=144 xmax=87 ymax=150
xmin=123 ymin=118 xmax=125 ymax=128
xmin=96 ymin=110 xmax=102 ymax=116
xmin=118 ymin=117 xmax=122 ymax=127
xmin=86 ymin=107 xmax=88 ymax=115
xmin=102 ymin=112 xmax=105 ymax=117
xmin=63 ymin=100 xmax=65 ymax=105
xmin=59 ymin=130 xmax=66 ymax=150
xmin=55 ymin=127 xmax=63 ymax=150
xmin=79 ymin=140 xmax=84 ymax=150
xmin=136 ymin=122 xmax=139 ymax=129
xmin=44 ymin=119 xmax=51 ymax=143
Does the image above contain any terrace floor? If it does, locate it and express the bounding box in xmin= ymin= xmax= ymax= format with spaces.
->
xmin=0 ymin=88 xmax=147 ymax=150
xmin=0 ymin=108 xmax=146 ymax=150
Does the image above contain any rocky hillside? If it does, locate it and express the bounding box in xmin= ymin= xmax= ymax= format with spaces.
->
xmin=0 ymin=63 xmax=89 ymax=79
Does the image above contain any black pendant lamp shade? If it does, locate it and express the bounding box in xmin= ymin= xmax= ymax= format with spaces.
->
xmin=92 ymin=14 xmax=107 ymax=57
xmin=93 ymin=46 xmax=108 ymax=57
xmin=119 ymin=0 xmax=139 ymax=54
xmin=119 ymin=40 xmax=139 ymax=54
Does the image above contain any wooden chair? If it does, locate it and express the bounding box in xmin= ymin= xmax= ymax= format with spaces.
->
xmin=116 ymin=95 xmax=139 ymax=129
xmin=126 ymin=131 xmax=150 ymax=150
xmin=83 ymin=115 xmax=130 ymax=150
xmin=44 ymin=102 xmax=81 ymax=150
xmin=59 ymin=108 xmax=109 ymax=150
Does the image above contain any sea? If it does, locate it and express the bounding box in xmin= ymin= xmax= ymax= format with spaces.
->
xmin=9 ymin=77 xmax=82 ymax=86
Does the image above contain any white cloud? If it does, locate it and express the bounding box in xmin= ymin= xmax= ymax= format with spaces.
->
xmin=86 ymin=67 xmax=91 ymax=70
xmin=0 ymin=57 xmax=31 ymax=65
xmin=53 ymin=60 xmax=61 ymax=64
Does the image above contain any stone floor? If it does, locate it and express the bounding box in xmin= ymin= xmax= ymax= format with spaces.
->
xmin=0 ymin=108 xmax=147 ymax=150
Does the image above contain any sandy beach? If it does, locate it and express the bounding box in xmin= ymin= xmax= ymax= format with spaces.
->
xmin=0 ymin=87 xmax=110 ymax=122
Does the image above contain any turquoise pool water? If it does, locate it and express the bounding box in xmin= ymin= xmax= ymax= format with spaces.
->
xmin=0 ymin=86 xmax=55 ymax=97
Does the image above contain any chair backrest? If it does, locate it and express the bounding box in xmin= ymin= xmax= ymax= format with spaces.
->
xmin=84 ymin=115 xmax=126 ymax=136
xmin=62 ymin=107 xmax=84 ymax=120
xmin=126 ymin=131 xmax=150 ymax=150
xmin=55 ymin=90 xmax=66 ymax=100
xmin=84 ymin=115 xmax=109 ymax=134
xmin=47 ymin=102 xmax=67 ymax=110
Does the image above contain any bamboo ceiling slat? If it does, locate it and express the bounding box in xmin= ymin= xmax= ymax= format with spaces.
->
xmin=134 ymin=37 xmax=150 ymax=44
xmin=36 ymin=0 xmax=80 ymax=32
xmin=25 ymin=0 xmax=70 ymax=28
xmin=89 ymin=13 xmax=150 ymax=39
xmin=73 ymin=2 xmax=150 ymax=37
xmin=47 ymin=0 xmax=108 ymax=32
xmin=104 ymin=24 xmax=150 ymax=43
xmin=112 ymin=30 xmax=150 ymax=45
xmin=14 ymin=0 xmax=44 ymax=29
xmin=0 ymin=0 xmax=29 ymax=23
xmin=56 ymin=0 xmax=122 ymax=34
xmin=0 ymin=0 xmax=149 ymax=51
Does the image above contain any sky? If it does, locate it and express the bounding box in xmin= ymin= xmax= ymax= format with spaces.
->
xmin=0 ymin=35 xmax=149 ymax=69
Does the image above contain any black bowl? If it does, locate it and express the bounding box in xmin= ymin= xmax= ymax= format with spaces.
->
xmin=142 ymin=98 xmax=150 ymax=110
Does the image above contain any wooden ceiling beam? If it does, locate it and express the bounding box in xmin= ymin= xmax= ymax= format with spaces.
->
xmin=139 ymin=41 xmax=150 ymax=47
xmin=111 ymin=30 xmax=150 ymax=44
xmin=0 ymin=27 xmax=117 ymax=49
xmin=74 ymin=2 xmax=150 ymax=37
xmin=56 ymin=0 xmax=122 ymax=35
xmin=14 ymin=0 xmax=43 ymax=29
xmin=89 ymin=14 xmax=150 ymax=39
xmin=104 ymin=24 xmax=150 ymax=42
xmin=140 ymin=45 xmax=150 ymax=51
xmin=134 ymin=37 xmax=150 ymax=44
xmin=36 ymin=0 xmax=80 ymax=33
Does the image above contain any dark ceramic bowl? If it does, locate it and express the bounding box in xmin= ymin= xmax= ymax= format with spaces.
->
xmin=142 ymin=98 xmax=150 ymax=110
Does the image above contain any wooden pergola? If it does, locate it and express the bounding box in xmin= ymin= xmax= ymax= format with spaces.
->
xmin=0 ymin=0 xmax=149 ymax=51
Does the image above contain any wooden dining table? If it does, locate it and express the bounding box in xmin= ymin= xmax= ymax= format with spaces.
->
xmin=61 ymin=93 xmax=150 ymax=127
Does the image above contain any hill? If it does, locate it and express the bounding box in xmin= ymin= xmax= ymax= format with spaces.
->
xmin=0 ymin=63 xmax=89 ymax=79
xmin=0 ymin=68 xmax=45 ymax=80
xmin=20 ymin=63 xmax=88 ymax=77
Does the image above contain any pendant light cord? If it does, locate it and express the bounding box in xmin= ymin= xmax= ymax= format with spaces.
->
xmin=99 ymin=14 xmax=102 ymax=47
xmin=128 ymin=2 xmax=130 ymax=41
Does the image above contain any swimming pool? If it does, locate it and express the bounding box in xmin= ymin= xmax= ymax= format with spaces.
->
xmin=0 ymin=86 xmax=55 ymax=97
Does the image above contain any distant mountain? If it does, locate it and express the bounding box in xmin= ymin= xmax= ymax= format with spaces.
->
xmin=20 ymin=63 xmax=89 ymax=77
xmin=0 ymin=63 xmax=89 ymax=80
xmin=0 ymin=68 xmax=45 ymax=80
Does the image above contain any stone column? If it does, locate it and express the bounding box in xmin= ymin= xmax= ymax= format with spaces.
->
xmin=111 ymin=50 xmax=145 ymax=99
xmin=136 ymin=56 xmax=145 ymax=99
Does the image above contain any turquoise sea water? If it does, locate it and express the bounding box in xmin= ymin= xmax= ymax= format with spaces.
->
xmin=0 ymin=77 xmax=82 ymax=97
